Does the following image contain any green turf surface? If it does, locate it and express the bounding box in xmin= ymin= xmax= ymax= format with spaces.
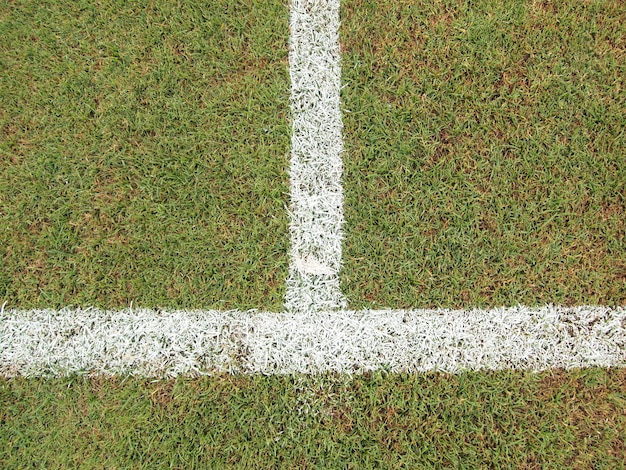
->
xmin=341 ymin=0 xmax=626 ymax=310
xmin=2 ymin=368 xmax=625 ymax=468
xmin=0 ymin=0 xmax=291 ymax=311
xmin=2 ymin=1 xmax=625 ymax=466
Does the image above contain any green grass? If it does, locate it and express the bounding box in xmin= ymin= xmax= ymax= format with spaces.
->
xmin=341 ymin=0 xmax=626 ymax=309
xmin=0 ymin=0 xmax=291 ymax=311
xmin=2 ymin=368 xmax=625 ymax=468
xmin=2 ymin=0 xmax=626 ymax=467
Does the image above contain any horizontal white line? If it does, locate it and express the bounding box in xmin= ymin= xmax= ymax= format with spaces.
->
xmin=2 ymin=305 xmax=624 ymax=377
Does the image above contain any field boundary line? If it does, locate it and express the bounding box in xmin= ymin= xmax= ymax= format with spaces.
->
xmin=2 ymin=305 xmax=624 ymax=377
xmin=285 ymin=0 xmax=346 ymax=312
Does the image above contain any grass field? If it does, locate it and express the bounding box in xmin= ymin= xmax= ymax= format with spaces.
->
xmin=341 ymin=0 xmax=625 ymax=309
xmin=0 ymin=0 xmax=291 ymax=312
xmin=1 ymin=0 xmax=625 ymax=467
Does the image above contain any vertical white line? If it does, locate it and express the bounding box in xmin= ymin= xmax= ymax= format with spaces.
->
xmin=285 ymin=0 xmax=346 ymax=312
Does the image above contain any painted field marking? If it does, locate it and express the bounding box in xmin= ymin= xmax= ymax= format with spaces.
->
xmin=284 ymin=0 xmax=346 ymax=312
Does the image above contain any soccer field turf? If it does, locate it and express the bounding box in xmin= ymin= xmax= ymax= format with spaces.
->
xmin=341 ymin=0 xmax=625 ymax=310
xmin=0 ymin=0 xmax=291 ymax=312
xmin=1 ymin=0 xmax=623 ymax=378
xmin=1 ymin=0 xmax=625 ymax=467
xmin=1 ymin=0 xmax=624 ymax=314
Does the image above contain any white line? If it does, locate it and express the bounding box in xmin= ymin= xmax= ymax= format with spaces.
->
xmin=285 ymin=0 xmax=346 ymax=312
xmin=2 ymin=306 xmax=624 ymax=377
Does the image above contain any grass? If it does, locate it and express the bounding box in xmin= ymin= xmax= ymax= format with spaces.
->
xmin=341 ymin=0 xmax=626 ymax=309
xmin=0 ymin=0 xmax=291 ymax=311
xmin=1 ymin=368 xmax=625 ymax=468
xmin=1 ymin=0 xmax=626 ymax=467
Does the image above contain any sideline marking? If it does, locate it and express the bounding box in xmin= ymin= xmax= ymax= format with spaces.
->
xmin=2 ymin=306 xmax=624 ymax=377
xmin=285 ymin=0 xmax=346 ymax=312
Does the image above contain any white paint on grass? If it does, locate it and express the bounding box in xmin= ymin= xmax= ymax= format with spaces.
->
xmin=285 ymin=0 xmax=346 ymax=312
xmin=2 ymin=2 xmax=625 ymax=380
xmin=2 ymin=305 xmax=625 ymax=377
